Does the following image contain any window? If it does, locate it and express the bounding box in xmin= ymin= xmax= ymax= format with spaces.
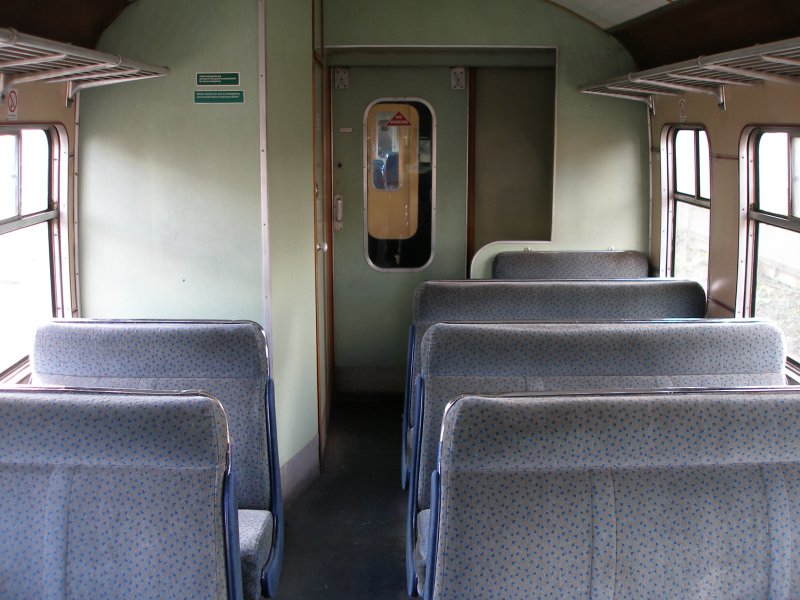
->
xmin=0 ymin=126 xmax=70 ymax=375
xmin=364 ymin=100 xmax=434 ymax=270
xmin=746 ymin=129 xmax=800 ymax=370
xmin=665 ymin=127 xmax=711 ymax=291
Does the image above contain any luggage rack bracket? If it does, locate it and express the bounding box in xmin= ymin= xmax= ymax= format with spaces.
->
xmin=0 ymin=28 xmax=169 ymax=106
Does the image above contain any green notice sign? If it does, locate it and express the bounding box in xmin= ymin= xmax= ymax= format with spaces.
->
xmin=194 ymin=90 xmax=245 ymax=104
xmin=196 ymin=72 xmax=240 ymax=86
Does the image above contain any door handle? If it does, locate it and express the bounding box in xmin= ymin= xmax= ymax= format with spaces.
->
xmin=334 ymin=195 xmax=344 ymax=231
xmin=316 ymin=242 xmax=328 ymax=252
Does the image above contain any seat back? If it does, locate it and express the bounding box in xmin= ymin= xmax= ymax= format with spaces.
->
xmin=31 ymin=319 xmax=272 ymax=511
xmin=491 ymin=249 xmax=650 ymax=279
xmin=409 ymin=278 xmax=706 ymax=403
xmin=0 ymin=387 xmax=236 ymax=600
xmin=407 ymin=278 xmax=706 ymax=416
xmin=427 ymin=388 xmax=800 ymax=599
xmin=414 ymin=318 xmax=785 ymax=510
xmin=402 ymin=279 xmax=708 ymax=487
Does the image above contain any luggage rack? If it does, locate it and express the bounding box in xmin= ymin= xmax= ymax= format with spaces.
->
xmin=0 ymin=28 xmax=169 ymax=103
xmin=581 ymin=35 xmax=800 ymax=112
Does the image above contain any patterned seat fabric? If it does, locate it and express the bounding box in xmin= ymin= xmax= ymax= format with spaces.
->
xmin=401 ymin=278 xmax=707 ymax=487
xmin=31 ymin=319 xmax=283 ymax=599
xmin=491 ymin=249 xmax=650 ymax=279
xmin=0 ymin=387 xmax=233 ymax=600
xmin=409 ymin=279 xmax=707 ymax=411
xmin=426 ymin=389 xmax=800 ymax=599
xmin=407 ymin=318 xmax=786 ymax=594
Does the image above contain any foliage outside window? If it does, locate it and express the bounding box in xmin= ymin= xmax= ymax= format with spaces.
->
xmin=748 ymin=129 xmax=800 ymax=369
xmin=669 ymin=128 xmax=711 ymax=292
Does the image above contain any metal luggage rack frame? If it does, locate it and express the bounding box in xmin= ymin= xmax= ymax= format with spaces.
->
xmin=0 ymin=28 xmax=169 ymax=103
xmin=581 ymin=36 xmax=800 ymax=112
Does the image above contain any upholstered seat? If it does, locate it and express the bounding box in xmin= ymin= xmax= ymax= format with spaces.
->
xmin=492 ymin=249 xmax=650 ymax=279
xmin=0 ymin=387 xmax=241 ymax=600
xmin=31 ymin=319 xmax=283 ymax=600
xmin=402 ymin=278 xmax=706 ymax=489
xmin=406 ymin=318 xmax=787 ymax=595
xmin=425 ymin=388 xmax=800 ymax=599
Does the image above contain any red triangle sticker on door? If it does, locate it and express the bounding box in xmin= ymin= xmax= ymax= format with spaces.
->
xmin=386 ymin=111 xmax=411 ymax=127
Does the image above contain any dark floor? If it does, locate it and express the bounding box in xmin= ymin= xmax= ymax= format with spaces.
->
xmin=274 ymin=396 xmax=410 ymax=600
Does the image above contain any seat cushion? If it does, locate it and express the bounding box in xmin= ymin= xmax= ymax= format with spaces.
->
xmin=417 ymin=509 xmax=430 ymax=562
xmin=414 ymin=508 xmax=431 ymax=593
xmin=239 ymin=509 xmax=274 ymax=600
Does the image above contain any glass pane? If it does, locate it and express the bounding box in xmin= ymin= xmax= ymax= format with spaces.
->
xmin=758 ymin=132 xmax=789 ymax=216
xmin=0 ymin=134 xmax=18 ymax=221
xmin=366 ymin=103 xmax=419 ymax=241
xmin=753 ymin=223 xmax=800 ymax=365
xmin=792 ymin=136 xmax=800 ymax=219
xmin=371 ymin=112 xmax=407 ymax=192
xmin=21 ymin=129 xmax=49 ymax=215
xmin=674 ymin=129 xmax=696 ymax=197
xmin=0 ymin=223 xmax=53 ymax=369
xmin=698 ymin=130 xmax=710 ymax=200
xmin=673 ymin=201 xmax=709 ymax=292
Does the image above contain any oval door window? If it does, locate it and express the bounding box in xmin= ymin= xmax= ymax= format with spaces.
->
xmin=365 ymin=100 xmax=434 ymax=270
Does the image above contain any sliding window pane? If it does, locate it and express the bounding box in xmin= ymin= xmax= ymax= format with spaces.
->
xmin=673 ymin=202 xmax=710 ymax=292
xmin=0 ymin=223 xmax=53 ymax=368
xmin=753 ymin=223 xmax=800 ymax=364
xmin=792 ymin=136 xmax=800 ymax=219
xmin=20 ymin=130 xmax=49 ymax=214
xmin=674 ymin=129 xmax=696 ymax=197
xmin=0 ymin=134 xmax=18 ymax=221
xmin=758 ymin=132 xmax=789 ymax=216
xmin=698 ymin=131 xmax=710 ymax=200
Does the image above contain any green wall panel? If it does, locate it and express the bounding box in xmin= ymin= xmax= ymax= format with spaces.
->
xmin=80 ymin=0 xmax=263 ymax=321
xmin=75 ymin=0 xmax=650 ymax=473
xmin=326 ymin=0 xmax=651 ymax=277
xmin=78 ymin=0 xmax=320 ymax=467
xmin=265 ymin=0 xmax=320 ymax=463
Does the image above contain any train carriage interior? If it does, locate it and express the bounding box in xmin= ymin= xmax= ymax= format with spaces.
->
xmin=1 ymin=0 xmax=800 ymax=598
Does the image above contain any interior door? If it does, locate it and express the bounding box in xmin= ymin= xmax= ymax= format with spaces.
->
xmin=331 ymin=67 xmax=468 ymax=395
xmin=313 ymin=60 xmax=332 ymax=455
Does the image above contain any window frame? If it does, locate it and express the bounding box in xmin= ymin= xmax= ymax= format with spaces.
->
xmin=0 ymin=124 xmax=72 ymax=379
xmin=748 ymin=128 xmax=800 ymax=233
xmin=661 ymin=125 xmax=712 ymax=283
xmin=743 ymin=125 xmax=800 ymax=375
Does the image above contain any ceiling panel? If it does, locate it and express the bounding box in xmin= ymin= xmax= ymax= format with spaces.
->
xmin=0 ymin=0 xmax=131 ymax=48
xmin=0 ymin=0 xmax=795 ymax=74
xmin=550 ymin=0 xmax=672 ymax=29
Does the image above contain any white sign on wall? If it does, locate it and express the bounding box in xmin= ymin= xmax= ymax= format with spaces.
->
xmin=6 ymin=89 xmax=18 ymax=121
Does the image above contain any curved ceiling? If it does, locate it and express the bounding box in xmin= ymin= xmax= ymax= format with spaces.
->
xmin=0 ymin=0 xmax=132 ymax=49
xmin=550 ymin=0 xmax=800 ymax=69
xmin=0 ymin=0 xmax=797 ymax=70
xmin=601 ymin=0 xmax=800 ymax=69
xmin=553 ymin=0 xmax=674 ymax=29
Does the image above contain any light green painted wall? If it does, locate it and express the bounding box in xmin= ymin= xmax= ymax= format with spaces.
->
xmin=80 ymin=0 xmax=263 ymax=321
xmin=79 ymin=0 xmax=320 ymax=467
xmin=75 ymin=0 xmax=649 ymax=472
xmin=265 ymin=0 xmax=320 ymax=463
xmin=325 ymin=0 xmax=651 ymax=278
